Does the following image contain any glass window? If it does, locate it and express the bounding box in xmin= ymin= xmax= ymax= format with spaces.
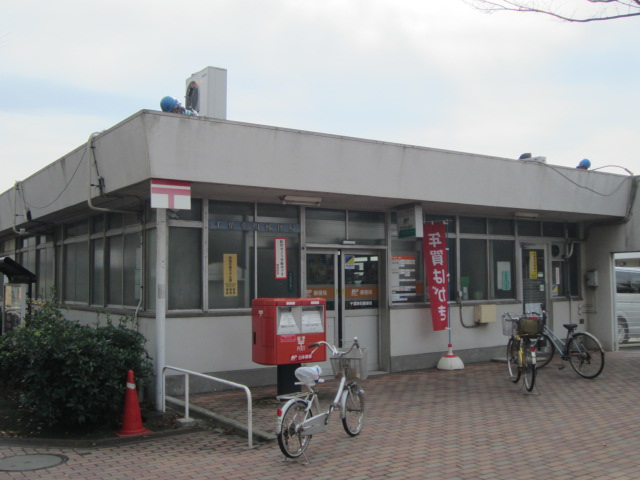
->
xmin=551 ymin=260 xmax=566 ymax=297
xmin=492 ymin=240 xmax=515 ymax=299
xmin=256 ymin=205 xmax=300 ymax=299
xmin=170 ymin=199 xmax=202 ymax=221
xmin=489 ymin=219 xmax=514 ymax=236
xmin=446 ymin=238 xmax=457 ymax=302
xmin=306 ymin=209 xmax=346 ymax=244
xmin=18 ymin=248 xmax=35 ymax=275
xmin=123 ymin=232 xmax=142 ymax=306
xmin=64 ymin=241 xmax=89 ymax=303
xmin=543 ymin=222 xmax=564 ymax=238
xmin=208 ymin=201 xmax=254 ymax=309
xmin=306 ymin=253 xmax=336 ymax=310
xmin=64 ymin=244 xmax=75 ymax=301
xmin=92 ymin=215 xmax=105 ymax=234
xmin=568 ymin=250 xmax=580 ymax=297
xmin=108 ymin=213 xmax=123 ymax=230
xmin=460 ymin=217 xmax=486 ymax=234
xmin=146 ymin=228 xmax=156 ymax=310
xmin=36 ymin=245 xmax=55 ymax=298
xmin=108 ymin=236 xmax=123 ymax=305
xmin=345 ymin=254 xmax=379 ymax=309
xmin=348 ymin=211 xmax=385 ymax=245
xmin=169 ymin=227 xmax=202 ymax=309
xmin=92 ymin=238 xmax=104 ymax=305
xmin=460 ymin=239 xmax=487 ymax=300
xmin=76 ymin=219 xmax=89 ymax=236
xmin=78 ymin=242 xmax=89 ymax=302
xmin=256 ymin=233 xmax=300 ymax=298
xmin=518 ymin=220 xmax=541 ymax=236
xmin=123 ymin=213 xmax=140 ymax=227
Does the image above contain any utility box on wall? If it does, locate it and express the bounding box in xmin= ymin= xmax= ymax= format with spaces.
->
xmin=474 ymin=304 xmax=497 ymax=324
xmin=252 ymin=298 xmax=326 ymax=365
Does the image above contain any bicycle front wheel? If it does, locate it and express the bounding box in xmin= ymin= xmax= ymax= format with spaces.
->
xmin=535 ymin=334 xmax=555 ymax=369
xmin=523 ymin=341 xmax=536 ymax=392
xmin=507 ymin=337 xmax=521 ymax=383
xmin=568 ymin=332 xmax=605 ymax=379
xmin=277 ymin=400 xmax=313 ymax=458
xmin=342 ymin=384 xmax=365 ymax=436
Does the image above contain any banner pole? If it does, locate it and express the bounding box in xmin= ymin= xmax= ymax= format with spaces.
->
xmin=437 ymin=220 xmax=464 ymax=370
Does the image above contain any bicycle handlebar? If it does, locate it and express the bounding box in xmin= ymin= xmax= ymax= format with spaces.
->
xmin=307 ymin=337 xmax=361 ymax=357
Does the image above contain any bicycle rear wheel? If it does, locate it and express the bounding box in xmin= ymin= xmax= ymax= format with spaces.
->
xmin=507 ymin=337 xmax=521 ymax=383
xmin=342 ymin=384 xmax=365 ymax=436
xmin=277 ymin=400 xmax=313 ymax=458
xmin=523 ymin=340 xmax=536 ymax=392
xmin=535 ymin=334 xmax=555 ymax=369
xmin=568 ymin=332 xmax=605 ymax=379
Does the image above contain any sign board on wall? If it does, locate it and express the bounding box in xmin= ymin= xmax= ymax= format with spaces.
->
xmin=397 ymin=205 xmax=424 ymax=238
xmin=150 ymin=179 xmax=191 ymax=209
xmin=275 ymin=238 xmax=288 ymax=279
xmin=223 ymin=253 xmax=238 ymax=297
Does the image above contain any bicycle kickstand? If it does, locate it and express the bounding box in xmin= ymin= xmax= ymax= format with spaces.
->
xmin=282 ymin=451 xmax=309 ymax=465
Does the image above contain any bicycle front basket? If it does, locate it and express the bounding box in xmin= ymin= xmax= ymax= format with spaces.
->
xmin=502 ymin=315 xmax=518 ymax=336
xmin=330 ymin=348 xmax=368 ymax=381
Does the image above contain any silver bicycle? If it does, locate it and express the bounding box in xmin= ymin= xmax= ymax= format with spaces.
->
xmin=532 ymin=309 xmax=605 ymax=379
xmin=275 ymin=337 xmax=367 ymax=461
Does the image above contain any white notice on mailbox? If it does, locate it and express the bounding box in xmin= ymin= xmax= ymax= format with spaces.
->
xmin=277 ymin=311 xmax=299 ymax=335
xmin=301 ymin=310 xmax=323 ymax=333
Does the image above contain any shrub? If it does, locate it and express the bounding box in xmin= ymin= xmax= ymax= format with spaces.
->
xmin=0 ymin=297 xmax=153 ymax=429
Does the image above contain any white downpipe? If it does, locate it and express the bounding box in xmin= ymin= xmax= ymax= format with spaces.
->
xmin=12 ymin=182 xmax=26 ymax=236
xmin=155 ymin=208 xmax=168 ymax=410
xmin=86 ymin=131 xmax=135 ymax=215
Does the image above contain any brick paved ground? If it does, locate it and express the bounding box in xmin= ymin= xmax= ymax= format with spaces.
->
xmin=2 ymin=350 xmax=640 ymax=479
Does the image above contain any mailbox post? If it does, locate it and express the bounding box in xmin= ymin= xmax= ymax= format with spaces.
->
xmin=252 ymin=298 xmax=326 ymax=395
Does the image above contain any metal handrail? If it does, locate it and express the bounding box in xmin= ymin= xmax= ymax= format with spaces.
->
xmin=162 ymin=365 xmax=253 ymax=448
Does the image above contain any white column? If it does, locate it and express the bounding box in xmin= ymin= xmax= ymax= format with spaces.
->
xmin=155 ymin=208 xmax=168 ymax=410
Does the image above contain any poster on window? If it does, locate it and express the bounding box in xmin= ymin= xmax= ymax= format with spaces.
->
xmin=274 ymin=238 xmax=288 ymax=279
xmin=422 ymin=223 xmax=449 ymax=332
xmin=224 ymin=253 xmax=238 ymax=297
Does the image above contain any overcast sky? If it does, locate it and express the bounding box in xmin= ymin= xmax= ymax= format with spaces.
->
xmin=1 ymin=0 xmax=638 ymax=195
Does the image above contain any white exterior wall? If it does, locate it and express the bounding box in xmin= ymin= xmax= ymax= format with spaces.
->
xmin=1 ymin=111 xmax=630 ymax=228
xmin=1 ymin=110 xmax=638 ymax=392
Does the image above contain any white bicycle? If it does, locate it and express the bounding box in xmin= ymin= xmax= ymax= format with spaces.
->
xmin=275 ymin=338 xmax=367 ymax=460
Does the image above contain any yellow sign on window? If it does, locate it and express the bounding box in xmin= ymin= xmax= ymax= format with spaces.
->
xmin=529 ymin=251 xmax=538 ymax=280
xmin=224 ymin=253 xmax=238 ymax=297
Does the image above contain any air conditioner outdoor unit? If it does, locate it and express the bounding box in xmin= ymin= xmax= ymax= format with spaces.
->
xmin=185 ymin=66 xmax=227 ymax=119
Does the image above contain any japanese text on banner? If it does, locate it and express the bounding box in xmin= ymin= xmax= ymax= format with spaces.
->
xmin=422 ymin=223 xmax=449 ymax=331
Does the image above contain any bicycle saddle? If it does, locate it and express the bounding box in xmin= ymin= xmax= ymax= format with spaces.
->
xmin=563 ymin=323 xmax=578 ymax=331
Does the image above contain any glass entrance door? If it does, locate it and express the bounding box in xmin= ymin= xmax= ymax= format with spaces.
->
xmin=306 ymin=250 xmax=379 ymax=371
xmin=521 ymin=245 xmax=548 ymax=315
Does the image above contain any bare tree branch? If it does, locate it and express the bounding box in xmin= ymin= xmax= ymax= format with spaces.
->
xmin=466 ymin=0 xmax=640 ymax=22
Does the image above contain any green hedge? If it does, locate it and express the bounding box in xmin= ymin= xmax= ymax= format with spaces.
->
xmin=0 ymin=298 xmax=153 ymax=429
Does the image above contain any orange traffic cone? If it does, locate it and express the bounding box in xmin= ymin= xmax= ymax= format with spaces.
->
xmin=116 ymin=370 xmax=152 ymax=436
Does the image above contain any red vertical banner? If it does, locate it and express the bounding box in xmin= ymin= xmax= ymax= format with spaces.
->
xmin=422 ymin=223 xmax=449 ymax=332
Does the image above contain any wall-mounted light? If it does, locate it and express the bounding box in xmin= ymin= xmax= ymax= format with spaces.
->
xmin=280 ymin=195 xmax=322 ymax=207
xmin=513 ymin=212 xmax=539 ymax=219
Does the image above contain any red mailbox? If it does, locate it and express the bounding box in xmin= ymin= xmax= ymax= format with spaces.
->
xmin=252 ymin=298 xmax=326 ymax=365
